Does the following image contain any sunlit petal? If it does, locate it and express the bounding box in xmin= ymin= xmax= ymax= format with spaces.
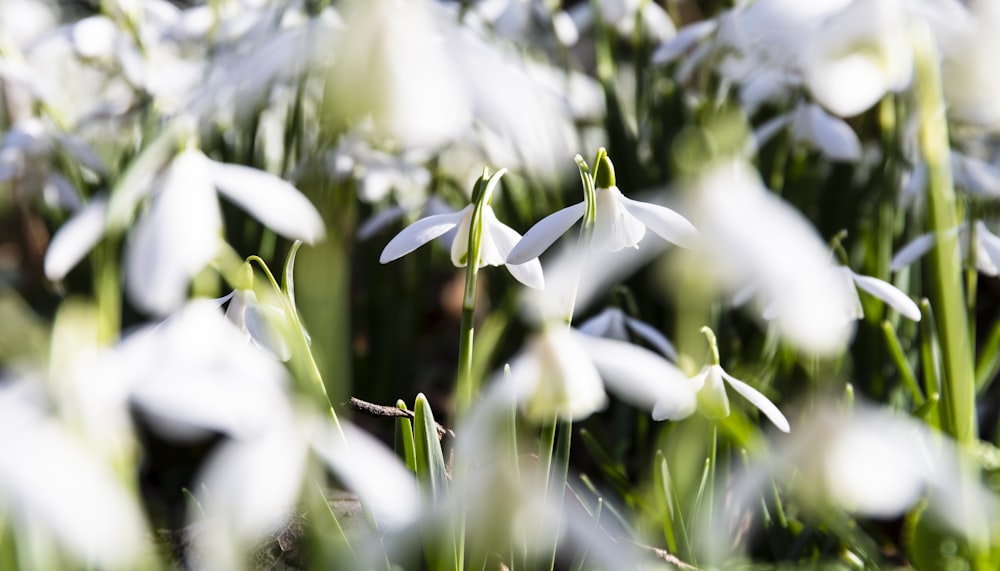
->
xmin=719 ymin=368 xmax=790 ymax=432
xmin=124 ymin=152 xmax=222 ymax=316
xmin=890 ymin=232 xmax=937 ymax=271
xmin=622 ymin=314 xmax=678 ymax=361
xmin=697 ymin=366 xmax=730 ymax=419
xmin=44 ymin=196 xmax=108 ymax=281
xmin=507 ymin=201 xmax=586 ymax=264
xmin=210 ymin=160 xmax=325 ymax=244
xmin=850 ymin=270 xmax=921 ymax=321
xmin=793 ymin=103 xmax=862 ymax=162
xmin=619 ymin=195 xmax=698 ymax=248
xmin=594 ymin=187 xmax=646 ymax=251
xmin=486 ymin=209 xmax=544 ymax=289
xmin=380 ymin=207 xmax=467 ymax=264
xmin=580 ymin=332 xmax=696 ymax=417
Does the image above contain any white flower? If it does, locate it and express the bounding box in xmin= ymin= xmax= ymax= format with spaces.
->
xmin=892 ymin=221 xmax=1000 ymax=277
xmin=693 ymin=161 xmax=856 ymax=356
xmin=44 ymin=148 xmax=325 ymax=315
xmin=380 ymin=201 xmax=545 ymax=290
xmin=677 ymin=363 xmax=790 ymax=433
xmin=506 ymin=327 xmax=698 ymax=423
xmin=506 ymin=184 xmax=697 ymax=264
xmin=753 ymin=103 xmax=862 ymax=163
xmin=224 ymin=288 xmax=292 ymax=361
xmin=577 ymin=307 xmax=678 ymax=361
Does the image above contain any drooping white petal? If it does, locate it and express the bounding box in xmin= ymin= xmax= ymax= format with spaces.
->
xmin=719 ymin=368 xmax=790 ymax=432
xmin=192 ymin=414 xmax=309 ymax=570
xmin=44 ymin=196 xmax=108 ymax=281
xmin=834 ymin=265 xmax=865 ymax=320
xmin=507 ymin=201 xmax=586 ymax=264
xmin=752 ymin=113 xmax=793 ymax=152
xmin=577 ymin=308 xmax=626 ymax=339
xmin=314 ymin=422 xmax=421 ymax=530
xmin=512 ymin=328 xmax=608 ymax=422
xmin=244 ymin=300 xmax=293 ymax=361
xmin=580 ymin=332 xmax=697 ymax=418
xmin=622 ymin=314 xmax=678 ymax=361
xmin=792 ymin=103 xmax=862 ymax=162
xmin=380 ymin=207 xmax=467 ymax=263
xmin=124 ymin=151 xmax=222 ymax=316
xmin=976 ymin=222 xmax=1000 ymax=276
xmin=357 ymin=205 xmax=406 ymax=241
xmin=850 ymin=270 xmax=921 ymax=321
xmin=209 ymin=160 xmax=325 ymax=244
xmin=801 ymin=0 xmax=913 ymax=117
xmin=952 ymin=152 xmax=1000 ymax=196
xmin=0 ymin=386 xmax=148 ymax=569
xmin=485 ymin=208 xmax=545 ymax=289
xmin=594 ymin=186 xmax=647 ymax=251
xmin=477 ymin=206 xmax=509 ymax=267
xmin=619 ymin=195 xmax=698 ymax=249
xmin=890 ymin=232 xmax=937 ymax=271
xmin=652 ymin=19 xmax=717 ymax=65
xmin=450 ymin=205 xmax=478 ymax=267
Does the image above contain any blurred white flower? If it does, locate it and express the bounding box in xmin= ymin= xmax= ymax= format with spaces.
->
xmin=0 ymin=381 xmax=149 ymax=569
xmin=44 ymin=148 xmax=325 ymax=315
xmin=506 ymin=180 xmax=697 ymax=264
xmin=326 ymin=131 xmax=432 ymax=208
xmin=380 ymin=199 xmax=545 ymax=290
xmin=506 ymin=326 xmax=697 ymax=423
xmin=940 ymin=0 xmax=1000 ymax=127
xmin=693 ymin=161 xmax=854 ymax=356
xmin=753 ymin=103 xmax=862 ymax=163
xmin=577 ymin=306 xmax=678 ymax=361
xmin=0 ymin=118 xmax=104 ymax=210
xmin=686 ymin=363 xmax=789 ymax=432
xmin=892 ymin=221 xmax=1000 ymax=277
xmin=224 ymin=288 xmax=292 ymax=362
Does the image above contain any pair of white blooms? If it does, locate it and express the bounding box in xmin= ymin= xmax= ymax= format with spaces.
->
xmin=380 ymin=167 xmax=790 ymax=429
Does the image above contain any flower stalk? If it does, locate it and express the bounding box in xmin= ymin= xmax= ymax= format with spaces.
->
xmin=456 ymin=168 xmax=507 ymax=419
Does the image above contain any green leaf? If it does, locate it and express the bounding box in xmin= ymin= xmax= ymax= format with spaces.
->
xmin=282 ymin=240 xmax=303 ymax=309
xmin=413 ymin=394 xmax=448 ymax=499
xmin=396 ymin=400 xmax=417 ymax=473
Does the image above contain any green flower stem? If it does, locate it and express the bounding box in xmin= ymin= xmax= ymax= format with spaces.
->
xmin=245 ymin=253 xmax=344 ymax=438
xmin=455 ymin=169 xmax=506 ymax=419
xmin=913 ymin=23 xmax=976 ymax=445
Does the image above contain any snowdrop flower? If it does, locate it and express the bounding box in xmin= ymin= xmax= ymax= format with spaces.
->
xmin=507 ymin=152 xmax=697 ymax=264
xmin=45 ymin=147 xmax=325 ymax=315
xmin=940 ymin=0 xmax=1000 ymax=127
xmin=693 ymin=160 xmax=855 ymax=356
xmin=835 ymin=265 xmax=921 ymax=321
xmin=578 ymin=306 xmax=678 ymax=361
xmin=670 ymin=327 xmax=790 ymax=432
xmin=892 ymin=221 xmax=1000 ymax=277
xmin=0 ymin=380 xmax=149 ymax=569
xmin=753 ymin=102 xmax=862 ymax=163
xmin=224 ymin=287 xmax=292 ymax=362
xmin=0 ymin=118 xmax=104 ymax=210
xmin=506 ymin=326 xmax=697 ymax=423
xmin=380 ymin=171 xmax=544 ymax=290
xmin=799 ymin=0 xmax=913 ymax=117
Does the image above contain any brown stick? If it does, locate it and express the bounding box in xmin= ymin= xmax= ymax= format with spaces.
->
xmin=346 ymin=397 xmax=454 ymax=440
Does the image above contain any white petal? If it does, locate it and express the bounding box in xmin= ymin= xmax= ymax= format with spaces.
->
xmin=357 ymin=205 xmax=406 ymax=241
xmin=244 ymin=302 xmax=293 ymax=361
xmin=623 ymin=314 xmax=678 ymax=361
xmin=752 ymin=113 xmax=793 ymax=152
xmin=719 ymin=368 xmax=790 ymax=432
xmin=518 ymin=329 xmax=608 ymax=422
xmin=44 ymin=196 xmax=107 ymax=281
xmin=379 ymin=207 xmax=466 ymax=264
xmin=851 ymin=271 xmax=921 ymax=321
xmin=577 ymin=308 xmax=627 ymax=339
xmin=620 ymin=195 xmax=699 ymax=249
xmin=477 ymin=206 xmax=508 ymax=267
xmin=314 ymin=422 xmax=420 ymax=530
xmin=450 ymin=205 xmax=477 ymax=267
xmin=210 ymin=160 xmax=325 ymax=243
xmin=890 ymin=232 xmax=936 ymax=271
xmin=975 ymin=222 xmax=1000 ymax=276
xmin=506 ymin=201 xmax=586 ymax=264
xmin=793 ymin=103 xmax=862 ymax=162
xmin=125 ymin=152 xmax=222 ymax=316
xmin=579 ymin=332 xmax=696 ymax=417
xmin=652 ymin=20 xmax=717 ymax=64
xmin=594 ymin=187 xmax=646 ymax=251
xmin=486 ymin=210 xmax=544 ymax=289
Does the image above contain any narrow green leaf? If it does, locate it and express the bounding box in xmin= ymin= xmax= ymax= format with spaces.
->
xmin=396 ymin=400 xmax=417 ymax=473
xmin=974 ymin=315 xmax=1000 ymax=395
xmin=282 ymin=240 xmax=303 ymax=308
xmin=413 ymin=394 xmax=448 ymax=499
xmin=919 ymin=299 xmax=943 ymax=430
xmin=578 ymin=429 xmax=631 ymax=495
xmin=654 ymin=450 xmax=678 ymax=554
